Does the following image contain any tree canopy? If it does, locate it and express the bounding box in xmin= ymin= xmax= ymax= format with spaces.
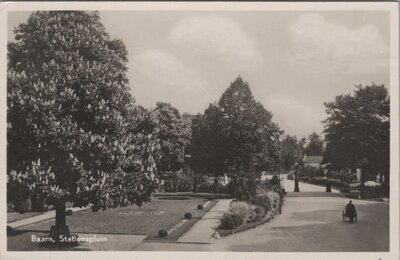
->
xmin=152 ymin=102 xmax=191 ymax=177
xmin=188 ymin=76 xmax=281 ymax=199
xmin=280 ymin=135 xmax=305 ymax=171
xmin=304 ymin=132 xmax=324 ymax=156
xmin=7 ymin=11 xmax=158 ymax=213
xmin=322 ymin=84 xmax=390 ymax=180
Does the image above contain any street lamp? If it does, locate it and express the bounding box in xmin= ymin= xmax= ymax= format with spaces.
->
xmin=294 ymin=163 xmax=300 ymax=192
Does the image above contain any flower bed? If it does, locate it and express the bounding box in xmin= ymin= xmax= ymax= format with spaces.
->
xmin=217 ymin=190 xmax=283 ymax=237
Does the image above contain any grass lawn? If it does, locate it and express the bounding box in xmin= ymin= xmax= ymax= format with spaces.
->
xmin=7 ymin=202 xmax=74 ymax=223
xmin=147 ymin=199 xmax=217 ymax=241
xmin=7 ymin=212 xmax=43 ymax=223
xmin=18 ymin=195 xmax=216 ymax=239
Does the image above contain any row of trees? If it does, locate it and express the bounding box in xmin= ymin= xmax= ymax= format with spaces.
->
xmin=7 ymin=11 xmax=390 ymax=240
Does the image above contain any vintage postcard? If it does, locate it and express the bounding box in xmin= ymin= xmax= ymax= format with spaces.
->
xmin=0 ymin=2 xmax=399 ymax=260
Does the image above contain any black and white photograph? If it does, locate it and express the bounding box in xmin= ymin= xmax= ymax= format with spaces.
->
xmin=1 ymin=2 xmax=399 ymax=259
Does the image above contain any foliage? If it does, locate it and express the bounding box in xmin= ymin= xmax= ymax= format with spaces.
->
xmin=189 ymin=76 xmax=281 ymax=199
xmin=253 ymin=193 xmax=272 ymax=212
xmin=197 ymin=182 xmax=229 ymax=194
xmin=184 ymin=212 xmax=192 ymax=219
xmin=152 ymin=102 xmax=191 ymax=191
xmin=304 ymin=132 xmax=323 ymax=156
xmin=228 ymin=201 xmax=252 ymax=223
xmin=158 ymin=229 xmax=168 ymax=238
xmin=219 ymin=77 xmax=282 ymax=198
xmin=299 ymin=165 xmax=324 ymax=179
xmin=221 ymin=200 xmax=269 ymax=229
xmin=197 ymin=204 xmax=203 ymax=210
xmin=189 ymin=105 xmax=226 ymax=192
xmin=266 ymin=191 xmax=280 ymax=208
xmin=247 ymin=206 xmax=266 ymax=223
xmin=7 ymin=11 xmax=158 ymax=215
xmin=220 ymin=212 xmax=243 ymax=229
xmin=279 ymin=135 xmax=305 ymax=171
xmin=152 ymin=102 xmax=190 ymax=173
xmin=269 ymin=175 xmax=280 ymax=186
xmin=323 ymin=84 xmax=390 ymax=181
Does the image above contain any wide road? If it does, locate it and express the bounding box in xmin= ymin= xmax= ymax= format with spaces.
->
xmin=209 ymin=176 xmax=389 ymax=251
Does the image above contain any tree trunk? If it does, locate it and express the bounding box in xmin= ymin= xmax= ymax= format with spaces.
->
xmin=193 ymin=175 xmax=198 ymax=193
xmin=214 ymin=176 xmax=220 ymax=194
xmin=55 ymin=202 xmax=66 ymax=226
xmin=294 ymin=169 xmax=300 ymax=192
xmin=359 ymin=168 xmax=366 ymax=198
xmin=231 ymin=176 xmax=237 ymax=198
xmin=173 ymin=176 xmax=177 ymax=192
xmin=49 ymin=201 xmax=70 ymax=242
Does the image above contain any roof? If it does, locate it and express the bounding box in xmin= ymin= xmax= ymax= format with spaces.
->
xmin=303 ymin=155 xmax=323 ymax=164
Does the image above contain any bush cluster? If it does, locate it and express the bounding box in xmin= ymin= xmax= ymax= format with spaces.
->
xmin=220 ymin=202 xmax=251 ymax=229
xmin=247 ymin=206 xmax=265 ymax=223
xmin=220 ymin=193 xmax=279 ymax=230
xmin=220 ymin=212 xmax=243 ymax=229
xmin=267 ymin=191 xmax=280 ymax=208
xmin=253 ymin=194 xmax=272 ymax=212
xmin=158 ymin=229 xmax=168 ymax=238
xmin=198 ymin=182 xmax=229 ymax=194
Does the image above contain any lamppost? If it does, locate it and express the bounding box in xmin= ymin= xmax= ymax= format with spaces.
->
xmin=326 ymin=166 xmax=332 ymax=192
xmin=294 ymin=163 xmax=300 ymax=192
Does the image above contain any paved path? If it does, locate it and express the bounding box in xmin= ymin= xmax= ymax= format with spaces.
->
xmin=281 ymin=175 xmax=340 ymax=193
xmin=8 ymin=207 xmax=88 ymax=229
xmin=177 ymin=199 xmax=232 ymax=243
xmin=210 ymin=178 xmax=389 ymax=252
xmin=134 ymin=177 xmax=389 ymax=251
xmin=134 ymin=199 xmax=232 ymax=250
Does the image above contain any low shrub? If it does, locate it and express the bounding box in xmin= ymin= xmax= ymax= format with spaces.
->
xmin=91 ymin=205 xmax=99 ymax=212
xmin=197 ymin=204 xmax=204 ymax=210
xmin=198 ymin=182 xmax=229 ymax=194
xmin=15 ymin=198 xmax=32 ymax=213
xmin=287 ymin=172 xmax=294 ymax=180
xmin=66 ymin=209 xmax=73 ymax=216
xmin=184 ymin=212 xmax=192 ymax=219
xmin=309 ymin=177 xmax=327 ymax=186
xmin=247 ymin=206 xmax=265 ymax=223
xmin=229 ymin=201 xmax=251 ymax=222
xmin=7 ymin=203 xmax=15 ymax=212
xmin=267 ymin=191 xmax=280 ymax=208
xmin=220 ymin=212 xmax=243 ymax=229
xmin=158 ymin=229 xmax=168 ymax=238
xmin=253 ymin=194 xmax=272 ymax=212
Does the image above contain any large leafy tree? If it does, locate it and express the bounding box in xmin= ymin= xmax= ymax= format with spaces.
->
xmin=304 ymin=132 xmax=323 ymax=156
xmin=7 ymin=11 xmax=158 ymax=240
xmin=189 ymin=104 xmax=225 ymax=193
xmin=218 ymin=76 xmax=281 ymax=199
xmin=280 ymin=135 xmax=305 ymax=171
xmin=323 ymin=84 xmax=390 ymax=195
xmin=152 ymin=102 xmax=191 ymax=192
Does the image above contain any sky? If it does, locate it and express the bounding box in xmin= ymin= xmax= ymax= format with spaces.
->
xmin=7 ymin=11 xmax=390 ymax=138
